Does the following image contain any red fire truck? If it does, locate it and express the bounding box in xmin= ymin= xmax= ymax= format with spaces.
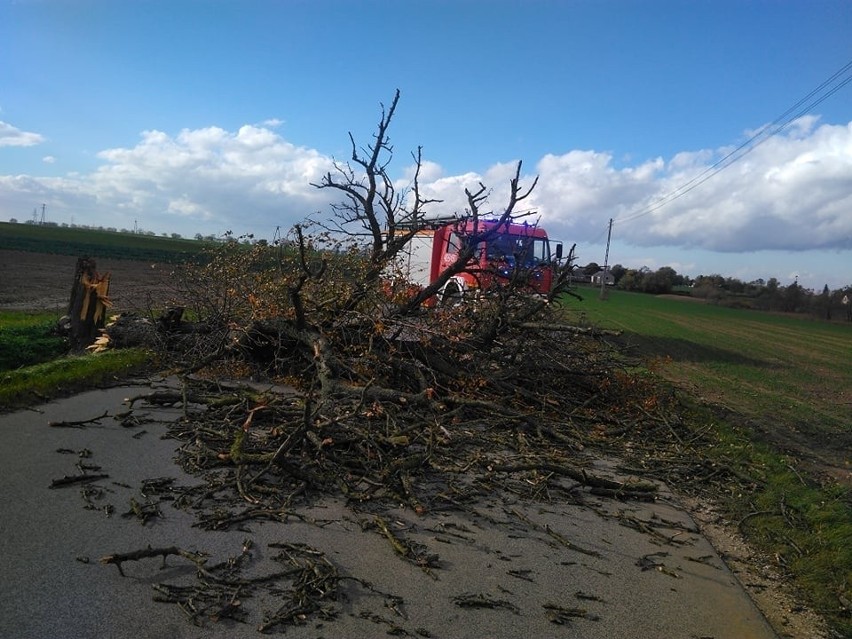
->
xmin=395 ymin=218 xmax=563 ymax=303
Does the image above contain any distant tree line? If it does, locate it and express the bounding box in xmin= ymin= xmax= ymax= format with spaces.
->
xmin=12 ymin=217 xmax=188 ymax=239
xmin=578 ymin=262 xmax=852 ymax=321
xmin=9 ymin=216 xmax=273 ymax=245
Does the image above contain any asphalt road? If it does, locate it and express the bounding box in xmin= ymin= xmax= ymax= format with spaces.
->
xmin=0 ymin=384 xmax=778 ymax=639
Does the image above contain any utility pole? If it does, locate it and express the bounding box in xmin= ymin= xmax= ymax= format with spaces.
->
xmin=40 ymin=203 xmax=46 ymax=225
xmin=599 ymin=218 xmax=612 ymax=300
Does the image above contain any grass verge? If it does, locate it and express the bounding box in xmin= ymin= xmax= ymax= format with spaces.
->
xmin=684 ymin=399 xmax=852 ymax=636
xmin=0 ymin=312 xmax=68 ymax=370
xmin=0 ymin=348 xmax=154 ymax=411
xmin=1 ymin=311 xmax=159 ymax=411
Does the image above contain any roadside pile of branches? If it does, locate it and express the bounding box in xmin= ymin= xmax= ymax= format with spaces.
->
xmin=132 ymin=304 xmax=671 ymax=533
xmin=132 ymin=88 xmax=694 ymax=521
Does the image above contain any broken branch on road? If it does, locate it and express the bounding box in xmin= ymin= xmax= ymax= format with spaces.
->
xmin=48 ymin=410 xmax=109 ymax=428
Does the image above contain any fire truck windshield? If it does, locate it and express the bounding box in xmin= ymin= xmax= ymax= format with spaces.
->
xmin=486 ymin=235 xmax=549 ymax=267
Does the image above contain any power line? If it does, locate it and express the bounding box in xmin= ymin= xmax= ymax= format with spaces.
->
xmin=614 ymin=58 xmax=852 ymax=227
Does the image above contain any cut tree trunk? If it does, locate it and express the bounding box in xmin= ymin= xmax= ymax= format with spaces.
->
xmin=67 ymin=257 xmax=111 ymax=350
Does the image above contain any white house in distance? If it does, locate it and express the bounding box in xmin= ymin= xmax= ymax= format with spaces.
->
xmin=590 ymin=268 xmax=615 ymax=286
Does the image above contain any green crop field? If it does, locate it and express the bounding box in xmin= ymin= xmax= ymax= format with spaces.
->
xmin=0 ymin=221 xmax=207 ymax=263
xmin=565 ymin=288 xmax=852 ymax=439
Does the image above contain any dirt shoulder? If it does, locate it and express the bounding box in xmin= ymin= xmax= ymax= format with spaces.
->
xmin=684 ymin=496 xmax=832 ymax=638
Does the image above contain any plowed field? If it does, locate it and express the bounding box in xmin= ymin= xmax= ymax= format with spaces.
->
xmin=0 ymin=249 xmax=172 ymax=313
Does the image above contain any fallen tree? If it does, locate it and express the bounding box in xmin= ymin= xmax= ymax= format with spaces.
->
xmin=141 ymin=91 xmax=669 ymax=514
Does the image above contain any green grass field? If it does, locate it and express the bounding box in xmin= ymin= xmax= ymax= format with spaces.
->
xmin=566 ymin=287 xmax=852 ymax=438
xmin=0 ymin=221 xmax=207 ymax=262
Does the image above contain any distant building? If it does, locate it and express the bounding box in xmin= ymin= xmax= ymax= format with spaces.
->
xmin=590 ymin=268 xmax=615 ymax=286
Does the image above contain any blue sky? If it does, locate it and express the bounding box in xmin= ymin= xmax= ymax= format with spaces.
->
xmin=2 ymin=0 xmax=851 ymax=290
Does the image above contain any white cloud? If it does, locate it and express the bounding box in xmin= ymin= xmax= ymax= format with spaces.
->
xmin=7 ymin=124 xmax=339 ymax=236
xmin=632 ymin=119 xmax=852 ymax=252
xmin=0 ymin=121 xmax=45 ymax=147
xmin=400 ymin=159 xmax=443 ymax=184
xmin=495 ymin=118 xmax=852 ymax=255
xmin=42 ymin=156 xmax=56 ymax=164
xmin=400 ymin=171 xmax=484 ymax=218
xmin=167 ymin=196 xmax=211 ymax=219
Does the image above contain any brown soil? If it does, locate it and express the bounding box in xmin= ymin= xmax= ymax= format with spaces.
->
xmin=0 ymin=249 xmax=175 ymax=313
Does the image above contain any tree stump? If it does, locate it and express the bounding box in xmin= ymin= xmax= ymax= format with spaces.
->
xmin=67 ymin=257 xmax=112 ymax=350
